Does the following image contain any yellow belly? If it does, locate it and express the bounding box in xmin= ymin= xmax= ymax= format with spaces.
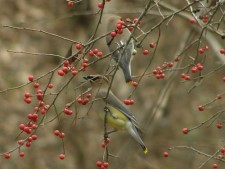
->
xmin=99 ymin=105 xmax=129 ymax=130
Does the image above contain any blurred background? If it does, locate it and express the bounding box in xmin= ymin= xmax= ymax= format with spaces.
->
xmin=1 ymin=0 xmax=225 ymax=169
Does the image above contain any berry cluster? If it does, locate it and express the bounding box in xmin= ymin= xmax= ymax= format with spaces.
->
xmin=76 ymin=93 xmax=92 ymax=105
xmin=123 ymin=99 xmax=135 ymax=105
xmin=88 ymin=48 xmax=104 ymax=58
xmin=152 ymin=62 xmax=174 ymax=79
xmin=101 ymin=137 xmax=110 ymax=148
xmin=96 ymin=161 xmax=109 ymax=169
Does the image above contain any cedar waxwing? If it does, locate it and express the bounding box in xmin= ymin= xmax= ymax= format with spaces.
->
xmin=83 ymin=74 xmax=148 ymax=154
xmin=105 ymin=15 xmax=137 ymax=85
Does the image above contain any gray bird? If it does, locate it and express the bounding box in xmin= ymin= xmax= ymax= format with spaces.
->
xmin=105 ymin=15 xmax=137 ymax=85
xmin=83 ymin=74 xmax=148 ymax=154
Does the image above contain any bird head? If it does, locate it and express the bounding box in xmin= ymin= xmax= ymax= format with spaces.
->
xmin=83 ymin=75 xmax=109 ymax=87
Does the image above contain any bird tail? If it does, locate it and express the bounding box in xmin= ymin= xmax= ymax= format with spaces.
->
xmin=128 ymin=123 xmax=148 ymax=154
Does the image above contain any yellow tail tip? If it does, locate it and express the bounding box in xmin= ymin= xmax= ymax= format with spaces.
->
xmin=144 ymin=148 xmax=148 ymax=154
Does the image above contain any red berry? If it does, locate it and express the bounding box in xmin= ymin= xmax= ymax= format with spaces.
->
xmin=64 ymin=108 xmax=73 ymax=115
xmin=39 ymin=101 xmax=45 ymax=107
xmin=33 ymin=82 xmax=40 ymax=88
xmin=82 ymin=98 xmax=89 ymax=105
xmin=32 ymin=124 xmax=37 ymax=129
xmin=101 ymin=142 xmax=106 ymax=148
xmin=131 ymin=81 xmax=138 ymax=87
xmin=28 ymin=137 xmax=33 ymax=142
xmin=36 ymin=93 xmax=43 ymax=100
xmin=198 ymin=105 xmax=205 ymax=111
xmin=36 ymin=89 xmax=43 ymax=94
xmin=133 ymin=18 xmax=138 ymax=23
xmin=191 ymin=66 xmax=197 ymax=73
xmin=88 ymin=51 xmax=94 ymax=57
xmin=58 ymin=70 xmax=65 ymax=76
xmin=75 ymin=43 xmax=82 ymax=50
xmin=59 ymin=154 xmax=65 ymax=160
xmin=31 ymin=134 xmax=38 ymax=140
xmin=86 ymin=93 xmax=92 ymax=98
xmin=93 ymin=48 xmax=99 ymax=54
xmin=220 ymin=147 xmax=225 ymax=154
xmin=63 ymin=60 xmax=70 ymax=67
xmin=24 ymin=92 xmax=31 ymax=98
xmin=129 ymin=99 xmax=135 ymax=105
xmin=62 ymin=67 xmax=69 ymax=73
xmin=48 ymin=83 xmax=53 ymax=89
xmin=117 ymin=29 xmax=123 ymax=34
xmin=204 ymin=45 xmax=209 ymax=51
xmin=184 ymin=75 xmax=190 ymax=80
xmin=149 ymin=42 xmax=155 ymax=48
xmin=24 ymin=127 xmax=32 ymax=134
xmin=103 ymin=162 xmax=109 ymax=168
xmin=104 ymin=137 xmax=110 ymax=144
xmin=98 ymin=2 xmax=104 ymax=9
xmin=71 ymin=70 xmax=77 ymax=76
xmin=59 ymin=132 xmax=65 ymax=138
xmin=97 ymin=51 xmax=103 ymax=57
xmin=123 ymin=99 xmax=131 ymax=105
xmin=168 ymin=62 xmax=174 ymax=68
xmin=197 ymin=63 xmax=204 ymax=71
xmin=143 ymin=49 xmax=149 ymax=55
xmin=189 ymin=18 xmax=195 ymax=24
xmin=19 ymin=151 xmax=25 ymax=157
xmin=77 ymin=98 xmax=83 ymax=104
xmin=54 ymin=130 xmax=60 ymax=136
xmin=117 ymin=23 xmax=123 ymax=29
xmin=198 ymin=48 xmax=204 ymax=54
xmin=220 ymin=48 xmax=225 ymax=54
xmin=217 ymin=95 xmax=222 ymax=99
xmin=160 ymin=73 xmax=165 ymax=79
xmin=40 ymin=108 xmax=47 ymax=114
xmin=24 ymin=97 xmax=32 ymax=104
xmin=28 ymin=75 xmax=34 ymax=82
xmin=4 ymin=153 xmax=11 ymax=159
xmin=182 ymin=128 xmax=189 ymax=134
xmin=82 ymin=63 xmax=88 ymax=68
xmin=18 ymin=140 xmax=24 ymax=145
xmin=67 ymin=1 xmax=74 ymax=7
xmin=217 ymin=123 xmax=223 ymax=129
xmin=202 ymin=15 xmax=208 ymax=23
xmin=110 ymin=31 xmax=117 ymax=38
xmin=96 ymin=161 xmax=102 ymax=167
xmin=83 ymin=58 xmax=89 ymax=63
xmin=213 ymin=163 xmax=219 ymax=169
xmin=19 ymin=123 xmax=25 ymax=130
xmin=26 ymin=141 xmax=32 ymax=148
xmin=163 ymin=151 xmax=169 ymax=157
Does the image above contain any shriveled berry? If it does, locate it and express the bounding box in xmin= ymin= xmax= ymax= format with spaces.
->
xmin=198 ymin=105 xmax=205 ymax=111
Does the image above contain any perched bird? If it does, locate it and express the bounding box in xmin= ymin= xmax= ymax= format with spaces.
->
xmin=83 ymin=74 xmax=148 ymax=154
xmin=105 ymin=15 xmax=137 ymax=85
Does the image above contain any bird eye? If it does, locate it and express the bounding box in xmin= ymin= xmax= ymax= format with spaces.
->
xmin=83 ymin=75 xmax=100 ymax=81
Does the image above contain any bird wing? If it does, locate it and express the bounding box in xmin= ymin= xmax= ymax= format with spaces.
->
xmin=105 ymin=91 xmax=141 ymax=130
